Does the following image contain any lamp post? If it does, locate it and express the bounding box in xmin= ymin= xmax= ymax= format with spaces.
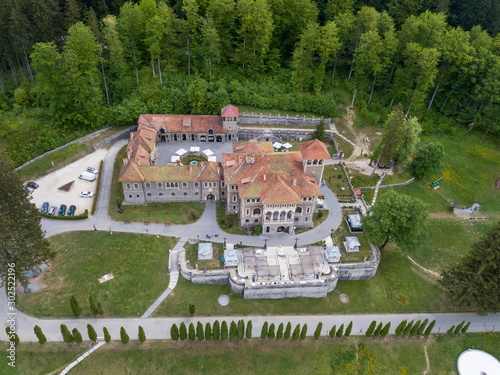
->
xmin=294 ymin=237 xmax=298 ymax=250
xmin=264 ymin=238 xmax=267 ymax=250
xmin=223 ymin=237 xmax=226 ymax=246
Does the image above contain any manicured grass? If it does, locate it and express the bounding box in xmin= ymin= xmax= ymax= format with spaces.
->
xmin=410 ymin=218 xmax=494 ymax=273
xmin=295 ymin=211 xmax=328 ymax=234
xmin=216 ymin=203 xmax=246 ymax=235
xmin=17 ymin=232 xmax=177 ymax=318
xmin=333 ymin=212 xmax=372 ymax=263
xmin=109 ymin=145 xmax=205 ymax=224
xmin=334 ymin=135 xmax=355 ymax=159
xmin=324 ymin=164 xmax=354 ymax=201
xmin=185 ymin=241 xmax=224 ymax=270
xmin=0 ymin=342 xmax=89 ymax=375
xmin=181 ymin=155 xmax=207 ymax=165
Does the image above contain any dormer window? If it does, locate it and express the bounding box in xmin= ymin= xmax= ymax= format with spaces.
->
xmin=208 ymin=129 xmax=214 ymax=134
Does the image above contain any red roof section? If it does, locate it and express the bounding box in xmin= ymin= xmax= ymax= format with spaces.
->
xmin=139 ymin=114 xmax=227 ymax=134
xmin=221 ymin=105 xmax=239 ymax=118
xmin=299 ymin=139 xmax=330 ymax=160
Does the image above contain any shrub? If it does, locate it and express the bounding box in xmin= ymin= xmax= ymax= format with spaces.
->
xmin=329 ymin=325 xmax=336 ymax=338
xmin=461 ymin=322 xmax=470 ymax=334
xmin=34 ymin=325 xmax=46 ymax=345
xmin=237 ymin=320 xmax=245 ymax=340
xmin=366 ymin=321 xmax=376 ymax=337
xmin=396 ymin=293 xmax=409 ymax=305
xmin=6 ymin=327 xmax=20 ymax=346
xmin=138 ymin=326 xmax=146 ymax=343
xmin=39 ymin=209 xmax=89 ymax=220
xmin=253 ymin=224 xmax=262 ymax=235
xmin=403 ymin=320 xmax=414 ymax=336
xmin=246 ymin=320 xmax=252 ymax=339
xmin=314 ymin=323 xmax=323 ymax=339
xmin=447 ymin=326 xmax=455 ymax=335
xmin=417 ymin=319 xmax=428 ymax=336
xmin=189 ymin=323 xmax=195 ymax=341
xmin=189 ymin=304 xmax=195 ymax=316
xmin=336 ymin=324 xmax=344 ymax=338
xmin=87 ymin=324 xmax=97 ymax=343
xmin=180 ymin=322 xmax=187 ymax=341
xmin=424 ymin=320 xmax=436 ymax=336
xmin=213 ymin=320 xmax=220 ymax=340
xmin=89 ymin=295 xmax=98 ymax=316
xmin=277 ymin=323 xmax=284 ymax=340
xmin=61 ymin=324 xmax=73 ymax=343
xmin=205 ymin=322 xmax=212 ymax=341
xmin=268 ymin=323 xmax=276 ymax=339
xmin=120 ymin=327 xmax=129 ymax=344
xmin=381 ymin=322 xmax=391 ymax=337
xmin=410 ymin=320 xmax=421 ymax=336
xmin=261 ymin=322 xmax=268 ymax=339
xmin=284 ymin=322 xmax=292 ymax=339
xmin=97 ymin=302 xmax=104 ymax=316
xmin=454 ymin=321 xmax=465 ymax=335
xmin=300 ymin=324 xmax=308 ymax=340
xmin=345 ymin=322 xmax=353 ymax=337
xmin=170 ymin=324 xmax=179 ymax=341
xmin=103 ymin=327 xmax=111 ymax=343
xmin=70 ymin=295 xmax=82 ymax=317
xmin=197 ymin=322 xmax=204 ymax=341
xmin=395 ymin=320 xmax=407 ymax=336
xmin=221 ymin=321 xmax=228 ymax=340
xmin=229 ymin=321 xmax=237 ymax=340
xmin=318 ymin=211 xmax=324 ymax=218
xmin=72 ymin=328 xmax=82 ymax=344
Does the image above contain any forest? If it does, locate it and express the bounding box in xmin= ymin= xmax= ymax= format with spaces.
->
xmin=0 ymin=0 xmax=499 ymax=166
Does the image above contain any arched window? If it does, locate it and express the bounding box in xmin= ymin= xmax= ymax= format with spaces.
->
xmin=287 ymin=210 xmax=292 ymax=220
xmin=273 ymin=211 xmax=279 ymax=221
xmin=307 ymin=160 xmax=312 ymax=165
xmin=208 ymin=129 xmax=214 ymax=134
xmin=253 ymin=208 xmax=261 ymax=216
xmin=279 ymin=210 xmax=286 ymax=221
xmin=313 ymin=159 xmax=318 ymax=165
xmin=319 ymin=159 xmax=323 ymax=165
xmin=295 ymin=207 xmax=302 ymax=215
xmin=265 ymin=211 xmax=272 ymax=221
xmin=134 ymin=183 xmax=139 ymax=189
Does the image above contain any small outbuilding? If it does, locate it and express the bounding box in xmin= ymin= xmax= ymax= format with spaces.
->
xmin=326 ymin=246 xmax=341 ymax=262
xmin=344 ymin=236 xmax=361 ymax=253
xmin=198 ymin=242 xmax=213 ymax=260
xmin=224 ymin=248 xmax=238 ymax=267
xmin=347 ymin=214 xmax=363 ymax=232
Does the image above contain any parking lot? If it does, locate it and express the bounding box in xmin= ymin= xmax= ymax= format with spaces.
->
xmin=29 ymin=149 xmax=108 ymax=216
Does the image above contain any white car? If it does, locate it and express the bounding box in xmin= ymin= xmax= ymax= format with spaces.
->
xmin=86 ymin=166 xmax=99 ymax=174
xmin=80 ymin=191 xmax=95 ymax=198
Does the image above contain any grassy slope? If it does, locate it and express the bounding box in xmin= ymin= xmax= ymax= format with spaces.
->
xmin=17 ymin=232 xmax=177 ymax=318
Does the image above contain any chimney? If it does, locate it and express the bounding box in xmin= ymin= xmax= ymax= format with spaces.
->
xmin=239 ymin=155 xmax=243 ymax=164
xmin=293 ymin=179 xmax=297 ymax=186
xmin=263 ymin=173 xmax=267 ymax=181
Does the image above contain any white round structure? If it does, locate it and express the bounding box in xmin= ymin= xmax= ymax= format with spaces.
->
xmin=457 ymin=349 xmax=500 ymax=375
xmin=218 ymin=295 xmax=230 ymax=307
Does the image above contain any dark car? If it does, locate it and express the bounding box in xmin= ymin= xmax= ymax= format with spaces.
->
xmin=26 ymin=182 xmax=39 ymax=189
xmin=67 ymin=205 xmax=76 ymax=216
xmin=58 ymin=204 xmax=67 ymax=216
xmin=48 ymin=206 xmax=57 ymax=215
xmin=41 ymin=202 xmax=49 ymax=214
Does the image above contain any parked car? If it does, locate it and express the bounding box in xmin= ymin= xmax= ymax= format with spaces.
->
xmin=79 ymin=172 xmax=96 ymax=181
xmin=41 ymin=202 xmax=49 ymax=214
xmin=80 ymin=191 xmax=94 ymax=198
xmin=48 ymin=206 xmax=57 ymax=215
xmin=26 ymin=182 xmax=39 ymax=189
xmin=67 ymin=205 xmax=76 ymax=216
xmin=86 ymin=166 xmax=99 ymax=174
xmin=58 ymin=204 xmax=67 ymax=216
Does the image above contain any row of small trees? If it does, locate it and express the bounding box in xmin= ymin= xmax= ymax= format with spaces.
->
xmin=69 ymin=295 xmax=104 ymax=317
xmin=170 ymin=320 xmax=251 ymax=341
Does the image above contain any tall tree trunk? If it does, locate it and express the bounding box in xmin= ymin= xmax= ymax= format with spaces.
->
xmin=158 ymin=57 xmax=163 ymax=86
xmin=389 ymin=98 xmax=394 ymax=106
xmin=151 ymin=54 xmax=156 ymax=78
xmin=21 ymin=42 xmax=35 ymax=86
xmin=350 ymin=89 xmax=357 ymax=108
xmin=187 ymin=30 xmax=191 ymax=77
xmin=15 ymin=52 xmax=25 ymax=81
xmin=380 ymin=236 xmax=390 ymax=249
xmin=9 ymin=64 xmax=18 ymax=88
xmin=0 ymin=71 xmax=5 ymax=94
xmin=406 ymin=84 xmax=419 ymax=117
xmin=427 ymin=70 xmax=445 ymax=111
xmin=472 ymin=103 xmax=483 ymax=122
xmin=480 ymin=124 xmax=492 ymax=143
xmin=167 ymin=52 xmax=171 ymax=76
xmin=100 ymin=51 xmax=109 ymax=106
xmin=209 ymin=57 xmax=212 ymax=76
xmin=368 ymin=73 xmax=377 ymax=106
xmin=440 ymin=88 xmax=455 ymax=110
xmin=242 ymin=32 xmax=246 ymax=69
xmin=332 ymin=52 xmax=338 ymax=80
xmin=132 ymin=46 xmax=139 ymax=84
xmin=348 ymin=39 xmax=359 ymax=80
xmin=387 ymin=56 xmax=397 ymax=86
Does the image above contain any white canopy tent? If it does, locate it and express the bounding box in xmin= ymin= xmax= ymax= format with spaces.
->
xmin=170 ymin=155 xmax=180 ymax=163
xmin=175 ymin=148 xmax=187 ymax=156
xmin=207 ymin=156 xmax=217 ymax=162
xmin=203 ymin=149 xmax=214 ymax=157
xmin=190 ymin=146 xmax=200 ymax=153
xmin=283 ymin=143 xmax=293 ymax=149
xmin=273 ymin=142 xmax=283 ymax=149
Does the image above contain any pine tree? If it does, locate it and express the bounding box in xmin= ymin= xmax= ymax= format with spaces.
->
xmin=313 ymin=119 xmax=326 ymax=142
xmin=171 ymin=324 xmax=179 ymax=341
xmin=292 ymin=324 xmax=300 ymax=340
xmin=300 ymin=324 xmax=308 ymax=340
xmin=87 ymin=324 xmax=97 ymax=343
xmin=213 ymin=320 xmax=220 ymax=340
xmin=461 ymin=322 xmax=471 ymax=334
xmin=205 ymin=322 xmax=212 ymax=341
xmin=345 ymin=322 xmax=353 ymax=337
xmin=138 ymin=326 xmax=146 ymax=343
xmin=89 ymin=295 xmax=98 ymax=316
xmin=72 ymin=328 xmax=82 ymax=344
xmin=180 ymin=322 xmax=187 ymax=341
xmin=261 ymin=322 xmax=268 ymax=339
xmin=454 ymin=321 xmax=465 ymax=335
xmin=374 ymin=322 xmax=383 ymax=337
xmin=403 ymin=320 xmax=414 ymax=336
xmin=61 ymin=324 xmax=73 ymax=343
xmin=277 ymin=323 xmax=284 ymax=339
xmin=381 ymin=322 xmax=391 ymax=337
xmin=417 ymin=319 xmax=428 ymax=336
xmin=237 ymin=320 xmax=245 ymax=340
xmin=246 ymin=320 xmax=252 ymax=339
xmin=120 ymin=327 xmax=129 ymax=344
xmin=284 ymin=322 xmax=292 ymax=339
xmin=189 ymin=323 xmax=195 ymax=341
xmin=6 ymin=327 xmax=20 ymax=346
xmin=314 ymin=322 xmax=323 ymax=339
xmin=336 ymin=324 xmax=344 ymax=338
xmin=447 ymin=325 xmax=455 ymax=335
xmin=103 ymin=327 xmax=111 ymax=343
xmin=189 ymin=304 xmax=196 ymax=316
xmin=410 ymin=320 xmax=421 ymax=336
xmin=97 ymin=302 xmax=104 ymax=316
xmin=329 ymin=325 xmax=336 ymax=338
xmin=424 ymin=320 xmax=436 ymax=336
xmin=34 ymin=325 xmax=46 ymax=345
xmin=70 ymin=295 xmax=82 ymax=317
xmin=395 ymin=320 xmax=407 ymax=336
xmin=268 ymin=323 xmax=276 ymax=339
xmin=366 ymin=321 xmax=376 ymax=337
xmin=196 ymin=322 xmax=204 ymax=341
xmin=221 ymin=321 xmax=228 ymax=340
xmin=229 ymin=321 xmax=237 ymax=340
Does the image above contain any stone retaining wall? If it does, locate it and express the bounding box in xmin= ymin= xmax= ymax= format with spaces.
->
xmin=92 ymin=126 xmax=136 ymax=150
xmin=239 ymin=113 xmax=331 ymax=127
xmin=336 ymin=244 xmax=381 ymax=281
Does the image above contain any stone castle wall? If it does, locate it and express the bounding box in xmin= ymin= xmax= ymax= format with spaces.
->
xmin=239 ymin=113 xmax=331 ymax=127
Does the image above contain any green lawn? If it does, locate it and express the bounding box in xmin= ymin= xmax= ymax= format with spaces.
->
xmin=216 ymin=203 xmax=246 ymax=235
xmin=8 ymin=334 xmax=499 ymax=375
xmin=181 ymin=155 xmax=207 ymax=165
xmin=333 ymin=212 xmax=372 ymax=263
xmin=324 ymin=164 xmax=354 ymax=201
xmin=108 ymin=145 xmax=205 ymax=224
xmin=17 ymin=232 xmax=177 ymax=318
xmin=295 ymin=211 xmax=329 ymax=234
xmin=335 ymin=135 xmax=355 ymax=159
xmin=185 ymin=241 xmax=224 ymax=270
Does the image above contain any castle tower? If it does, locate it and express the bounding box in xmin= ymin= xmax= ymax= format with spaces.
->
xmin=299 ymin=139 xmax=331 ymax=183
xmin=221 ymin=104 xmax=239 ymax=141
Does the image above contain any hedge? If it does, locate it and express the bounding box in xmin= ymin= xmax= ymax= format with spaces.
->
xmin=91 ymin=160 xmax=103 ymax=215
xmin=39 ymin=209 xmax=88 ymax=220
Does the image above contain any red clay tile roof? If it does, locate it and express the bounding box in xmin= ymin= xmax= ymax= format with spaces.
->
xmin=233 ymin=140 xmax=274 ymax=153
xmin=138 ymin=114 xmax=227 ymax=134
xmin=118 ymin=161 xmax=221 ymax=182
xmin=299 ymin=139 xmax=330 ymax=160
xmin=221 ymin=104 xmax=239 ymax=117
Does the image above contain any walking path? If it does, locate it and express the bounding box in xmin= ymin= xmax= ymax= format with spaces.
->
xmin=371 ymin=172 xmax=386 ymax=206
xmin=59 ymin=341 xmax=106 ymax=375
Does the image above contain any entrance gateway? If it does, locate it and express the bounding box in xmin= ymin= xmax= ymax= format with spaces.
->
xmin=206 ymin=193 xmax=215 ymax=200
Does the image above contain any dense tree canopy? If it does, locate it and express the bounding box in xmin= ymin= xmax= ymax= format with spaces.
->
xmin=441 ymin=221 xmax=500 ymax=314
